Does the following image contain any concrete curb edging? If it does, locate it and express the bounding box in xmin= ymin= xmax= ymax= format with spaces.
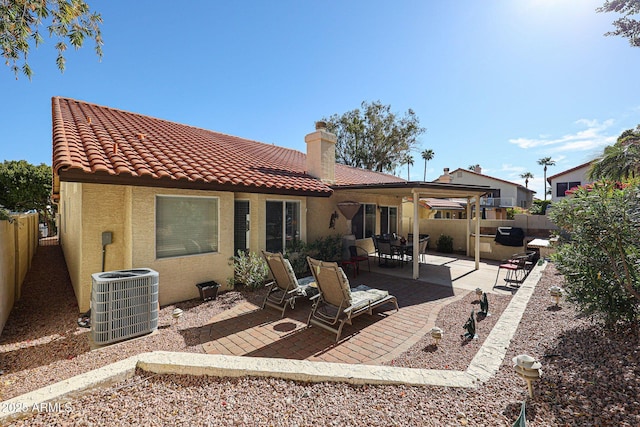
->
xmin=1 ymin=262 xmax=546 ymax=424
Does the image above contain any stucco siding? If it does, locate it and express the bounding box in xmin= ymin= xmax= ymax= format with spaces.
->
xmin=59 ymin=182 xmax=85 ymax=311
xmin=307 ymin=191 xmax=402 ymax=242
xmin=60 ymin=182 xmax=239 ymax=311
xmin=129 ymin=187 xmax=235 ymax=306
xmin=549 ymin=164 xmax=591 ymax=202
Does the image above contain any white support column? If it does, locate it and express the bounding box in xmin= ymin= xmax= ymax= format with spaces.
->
xmin=466 ymin=196 xmax=471 ymax=257
xmin=475 ymin=196 xmax=481 ymax=269
xmin=413 ymin=190 xmax=420 ymax=279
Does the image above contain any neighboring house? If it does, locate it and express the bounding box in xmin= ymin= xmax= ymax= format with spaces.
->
xmin=547 ymin=161 xmax=592 ymax=203
xmin=52 ymin=97 xmax=491 ymax=311
xmin=433 ymin=166 xmax=535 ymax=218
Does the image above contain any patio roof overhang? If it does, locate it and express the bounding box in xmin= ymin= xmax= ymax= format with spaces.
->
xmin=332 ymin=181 xmax=493 ymax=279
xmin=332 ymin=181 xmax=491 ymax=199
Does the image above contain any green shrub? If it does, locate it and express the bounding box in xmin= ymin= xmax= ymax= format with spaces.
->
xmin=549 ymin=181 xmax=640 ymax=327
xmin=506 ymin=206 xmax=526 ymax=220
xmin=229 ymin=250 xmax=269 ymax=291
xmin=529 ymin=199 xmax=552 ymax=215
xmin=284 ymin=234 xmax=343 ymax=277
xmin=436 ymin=234 xmax=454 ymax=253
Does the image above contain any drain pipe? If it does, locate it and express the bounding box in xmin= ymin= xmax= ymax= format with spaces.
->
xmin=101 ymin=231 xmax=113 ymax=272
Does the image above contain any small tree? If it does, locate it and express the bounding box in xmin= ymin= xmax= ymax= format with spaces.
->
xmin=549 ymin=181 xmax=640 ymax=327
xmin=0 ymin=160 xmax=52 ymax=212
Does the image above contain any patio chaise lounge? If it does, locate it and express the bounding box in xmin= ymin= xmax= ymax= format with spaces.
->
xmin=261 ymin=250 xmax=317 ymax=317
xmin=306 ymin=256 xmax=399 ymax=341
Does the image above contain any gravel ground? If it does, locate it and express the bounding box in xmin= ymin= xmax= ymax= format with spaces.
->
xmin=2 ymin=246 xmax=640 ymax=426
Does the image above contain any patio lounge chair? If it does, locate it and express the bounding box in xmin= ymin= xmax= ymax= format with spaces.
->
xmin=306 ymin=256 xmax=399 ymax=341
xmin=261 ymin=250 xmax=317 ymax=317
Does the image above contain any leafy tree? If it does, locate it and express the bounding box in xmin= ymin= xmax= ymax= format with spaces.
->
xmin=537 ymin=157 xmax=555 ymax=200
xmin=520 ymin=171 xmax=534 ymax=188
xmin=550 ymin=181 xmax=640 ymax=326
xmin=0 ymin=0 xmax=103 ymax=79
xmin=589 ymin=125 xmax=640 ymax=181
xmin=421 ymin=148 xmax=434 ymax=181
xmin=0 ymin=160 xmax=52 ymax=212
xmin=597 ymin=0 xmax=640 ymax=47
xmin=322 ymin=101 xmax=425 ymax=173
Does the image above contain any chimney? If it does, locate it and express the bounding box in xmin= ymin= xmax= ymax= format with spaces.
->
xmin=305 ymin=121 xmax=336 ymax=184
xmin=437 ymin=167 xmax=452 ymax=183
xmin=472 ymin=164 xmax=482 ymax=174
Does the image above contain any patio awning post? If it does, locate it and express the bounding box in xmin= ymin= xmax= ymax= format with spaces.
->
xmin=412 ymin=190 xmax=420 ymax=279
xmin=475 ymin=196 xmax=480 ymax=269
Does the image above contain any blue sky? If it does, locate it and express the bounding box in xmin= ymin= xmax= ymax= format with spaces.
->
xmin=2 ymin=0 xmax=639 ymax=198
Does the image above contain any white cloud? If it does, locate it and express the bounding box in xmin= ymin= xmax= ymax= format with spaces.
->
xmin=509 ymin=118 xmax=616 ymax=153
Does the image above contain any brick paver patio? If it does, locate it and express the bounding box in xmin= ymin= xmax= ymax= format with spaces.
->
xmin=198 ymin=256 xmax=506 ymax=364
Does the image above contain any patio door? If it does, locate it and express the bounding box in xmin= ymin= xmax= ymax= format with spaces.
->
xmin=234 ymin=200 xmax=250 ymax=255
xmin=265 ymin=200 xmax=300 ymax=253
xmin=380 ymin=206 xmax=398 ymax=236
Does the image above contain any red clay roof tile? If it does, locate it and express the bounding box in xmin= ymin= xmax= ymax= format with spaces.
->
xmin=52 ymin=97 xmax=403 ymax=195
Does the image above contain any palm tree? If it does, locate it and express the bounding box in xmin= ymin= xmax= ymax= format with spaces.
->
xmin=421 ymin=149 xmax=434 ymax=181
xmin=537 ymin=157 xmax=555 ymax=200
xmin=404 ymin=154 xmax=414 ymax=181
xmin=589 ymin=126 xmax=640 ymax=181
xmin=520 ymin=172 xmax=534 ymax=188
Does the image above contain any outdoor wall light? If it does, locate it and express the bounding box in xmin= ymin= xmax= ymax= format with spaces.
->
xmin=430 ymin=327 xmax=443 ymax=346
xmin=513 ymin=354 xmax=542 ymax=398
xmin=549 ymin=286 xmax=563 ymax=306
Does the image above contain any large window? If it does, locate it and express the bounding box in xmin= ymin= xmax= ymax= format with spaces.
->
xmin=351 ymin=204 xmax=376 ymax=238
xmin=556 ymin=181 xmax=581 ymax=197
xmin=266 ymin=201 xmax=300 ymax=253
xmin=380 ymin=206 xmax=398 ymax=235
xmin=156 ymin=196 xmax=219 ymax=259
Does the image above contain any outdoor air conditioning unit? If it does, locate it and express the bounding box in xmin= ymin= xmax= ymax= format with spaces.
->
xmin=91 ymin=268 xmax=159 ymax=345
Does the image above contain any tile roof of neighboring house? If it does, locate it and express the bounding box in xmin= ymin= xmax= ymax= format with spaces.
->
xmin=546 ymin=161 xmax=593 ymax=182
xmin=447 ymin=168 xmax=535 ymax=193
xmin=51 ymin=97 xmax=403 ymax=197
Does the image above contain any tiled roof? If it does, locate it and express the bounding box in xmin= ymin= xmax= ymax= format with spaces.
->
xmin=335 ymin=164 xmax=405 ymax=186
xmin=52 ymin=97 xmax=403 ymax=196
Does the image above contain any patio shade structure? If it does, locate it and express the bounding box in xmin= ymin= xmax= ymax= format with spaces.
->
xmin=331 ymin=181 xmax=490 ymax=280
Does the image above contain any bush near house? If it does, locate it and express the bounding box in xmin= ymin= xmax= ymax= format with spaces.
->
xmin=228 ymin=250 xmax=269 ymax=291
xmin=549 ymin=181 xmax=640 ymax=327
xmin=436 ymin=234 xmax=454 ymax=253
xmin=285 ymin=234 xmax=343 ymax=277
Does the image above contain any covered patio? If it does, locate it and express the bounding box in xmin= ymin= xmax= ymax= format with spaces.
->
xmin=191 ymin=253 xmax=514 ymax=365
xmin=332 ymin=181 xmax=493 ymax=278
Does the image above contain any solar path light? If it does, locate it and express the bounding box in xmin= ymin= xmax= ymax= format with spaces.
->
xmin=513 ymin=354 xmax=542 ymax=398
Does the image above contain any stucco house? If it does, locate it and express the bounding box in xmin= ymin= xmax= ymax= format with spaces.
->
xmin=547 ymin=161 xmax=592 ymax=203
xmin=52 ymin=97 xmax=490 ymax=311
xmin=434 ymin=166 xmax=536 ymax=217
